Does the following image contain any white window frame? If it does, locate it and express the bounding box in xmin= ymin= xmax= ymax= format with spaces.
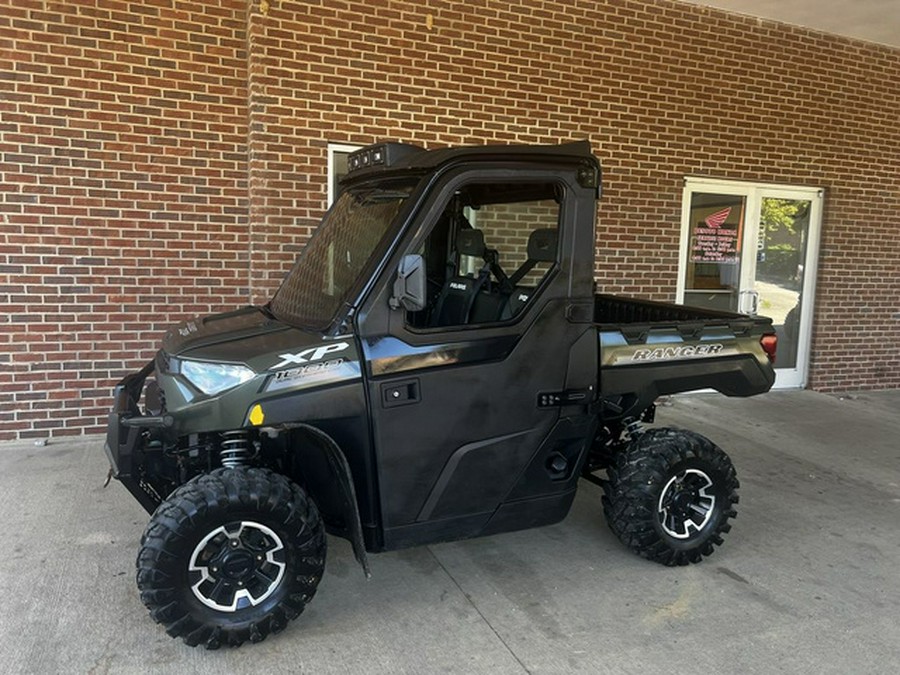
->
xmin=327 ymin=143 xmax=362 ymax=207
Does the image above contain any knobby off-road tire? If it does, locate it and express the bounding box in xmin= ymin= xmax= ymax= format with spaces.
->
xmin=137 ymin=467 xmax=326 ymax=649
xmin=602 ymin=427 xmax=739 ymax=566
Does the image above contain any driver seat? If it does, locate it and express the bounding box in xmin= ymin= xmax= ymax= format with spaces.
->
xmin=429 ymin=229 xmax=491 ymax=327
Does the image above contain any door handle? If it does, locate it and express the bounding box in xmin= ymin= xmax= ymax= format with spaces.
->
xmin=381 ymin=379 xmax=420 ymax=408
xmin=739 ymin=290 xmax=759 ymax=315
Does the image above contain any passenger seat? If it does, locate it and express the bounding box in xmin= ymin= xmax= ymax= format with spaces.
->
xmin=502 ymin=228 xmax=558 ymax=319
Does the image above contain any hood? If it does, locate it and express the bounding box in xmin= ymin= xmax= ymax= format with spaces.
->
xmin=162 ymin=306 xmax=358 ymax=375
xmin=155 ymin=306 xmax=363 ymax=428
xmin=163 ymin=306 xmax=288 ymax=355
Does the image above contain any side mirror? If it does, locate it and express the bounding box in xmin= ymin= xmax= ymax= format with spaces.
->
xmin=389 ymin=254 xmax=426 ymax=311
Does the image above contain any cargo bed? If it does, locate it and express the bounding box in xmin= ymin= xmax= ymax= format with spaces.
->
xmin=595 ymin=294 xmax=776 ymax=419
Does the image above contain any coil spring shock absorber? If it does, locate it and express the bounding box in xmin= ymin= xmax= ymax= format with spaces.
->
xmin=219 ymin=430 xmax=251 ymax=468
xmin=624 ymin=417 xmax=645 ymax=441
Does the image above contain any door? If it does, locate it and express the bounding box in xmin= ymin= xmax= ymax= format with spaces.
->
xmin=358 ymin=170 xmax=598 ymax=549
xmin=678 ymin=179 xmax=822 ymax=389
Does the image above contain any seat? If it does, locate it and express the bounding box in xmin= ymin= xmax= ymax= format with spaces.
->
xmin=429 ymin=229 xmax=492 ymax=327
xmin=502 ymin=228 xmax=558 ymax=319
xmin=469 ymin=287 xmax=507 ymax=323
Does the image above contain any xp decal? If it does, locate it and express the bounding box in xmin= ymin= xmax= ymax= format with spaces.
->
xmin=270 ymin=342 xmax=350 ymax=369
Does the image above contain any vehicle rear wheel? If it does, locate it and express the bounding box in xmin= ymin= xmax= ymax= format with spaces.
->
xmin=601 ymin=427 xmax=738 ymax=566
xmin=136 ymin=467 xmax=326 ymax=648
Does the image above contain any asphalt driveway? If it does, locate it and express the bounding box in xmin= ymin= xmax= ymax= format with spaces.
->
xmin=1 ymin=389 xmax=898 ymax=674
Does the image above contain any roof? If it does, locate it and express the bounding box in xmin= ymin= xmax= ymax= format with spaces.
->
xmin=342 ymin=140 xmax=598 ymax=185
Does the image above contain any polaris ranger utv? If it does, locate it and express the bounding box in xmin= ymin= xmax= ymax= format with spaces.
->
xmin=105 ymin=140 xmax=777 ymax=649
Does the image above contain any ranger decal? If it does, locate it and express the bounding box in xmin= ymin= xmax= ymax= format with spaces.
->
xmin=631 ymin=343 xmax=724 ymax=361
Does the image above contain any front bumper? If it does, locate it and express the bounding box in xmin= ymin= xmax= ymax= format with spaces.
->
xmin=104 ymin=360 xmax=173 ymax=514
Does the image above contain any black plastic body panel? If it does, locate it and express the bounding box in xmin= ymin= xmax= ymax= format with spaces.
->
xmin=252 ymin=378 xmax=380 ymax=535
xmin=601 ymin=355 xmax=775 ymax=419
xmin=363 ymin=298 xmax=583 ymax=533
xmin=104 ymin=361 xmax=168 ymax=514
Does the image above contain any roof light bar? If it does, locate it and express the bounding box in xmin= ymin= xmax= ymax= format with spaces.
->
xmin=347 ymin=143 xmax=425 ymax=174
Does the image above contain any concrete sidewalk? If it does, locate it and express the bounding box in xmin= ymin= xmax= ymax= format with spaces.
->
xmin=1 ymin=389 xmax=898 ymax=674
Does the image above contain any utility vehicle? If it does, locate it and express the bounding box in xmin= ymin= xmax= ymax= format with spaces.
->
xmin=105 ymin=140 xmax=777 ymax=648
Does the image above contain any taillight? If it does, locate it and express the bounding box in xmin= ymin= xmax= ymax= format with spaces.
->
xmin=760 ymin=334 xmax=777 ymax=363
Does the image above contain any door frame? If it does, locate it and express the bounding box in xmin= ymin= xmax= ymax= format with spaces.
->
xmin=677 ymin=177 xmax=823 ymax=389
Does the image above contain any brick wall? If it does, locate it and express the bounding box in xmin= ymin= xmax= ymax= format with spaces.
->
xmin=1 ymin=0 xmax=898 ymax=439
xmin=0 ymin=0 xmax=248 ymax=439
xmin=246 ymin=0 xmax=900 ymax=393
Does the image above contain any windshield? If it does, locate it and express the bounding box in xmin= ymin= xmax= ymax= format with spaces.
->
xmin=269 ymin=183 xmax=414 ymax=329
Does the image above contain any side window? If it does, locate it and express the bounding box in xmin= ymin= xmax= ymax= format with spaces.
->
xmin=406 ymin=182 xmax=561 ymax=329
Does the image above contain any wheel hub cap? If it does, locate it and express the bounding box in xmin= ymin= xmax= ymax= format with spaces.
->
xmin=657 ymin=468 xmax=716 ymax=539
xmin=220 ymin=550 xmax=255 ymax=579
xmin=189 ymin=521 xmax=286 ymax=612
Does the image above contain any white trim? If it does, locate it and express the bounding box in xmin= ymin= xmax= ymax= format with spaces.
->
xmin=787 ymin=189 xmax=824 ymax=389
xmin=326 ymin=143 xmax=362 ymax=207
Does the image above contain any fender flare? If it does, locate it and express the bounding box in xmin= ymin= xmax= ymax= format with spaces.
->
xmin=287 ymin=423 xmax=371 ymax=578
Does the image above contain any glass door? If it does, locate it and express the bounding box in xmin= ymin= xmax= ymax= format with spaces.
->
xmin=678 ymin=179 xmax=823 ymax=389
xmin=679 ymin=190 xmax=749 ymax=313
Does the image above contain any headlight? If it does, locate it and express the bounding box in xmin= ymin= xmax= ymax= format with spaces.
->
xmin=180 ymin=360 xmax=255 ymax=395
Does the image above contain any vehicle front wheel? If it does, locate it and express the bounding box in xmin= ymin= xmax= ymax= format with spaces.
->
xmin=136 ymin=467 xmax=326 ymax=648
xmin=601 ymin=428 xmax=738 ymax=566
